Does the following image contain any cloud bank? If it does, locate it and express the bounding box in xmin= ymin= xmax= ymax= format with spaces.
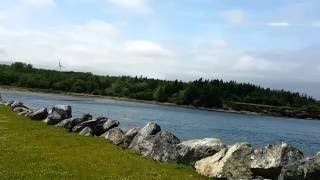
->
xmin=0 ymin=0 xmax=320 ymax=98
xmin=0 ymin=20 xmax=319 ymax=97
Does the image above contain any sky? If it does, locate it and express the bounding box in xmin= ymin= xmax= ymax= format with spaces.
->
xmin=0 ymin=0 xmax=320 ymax=98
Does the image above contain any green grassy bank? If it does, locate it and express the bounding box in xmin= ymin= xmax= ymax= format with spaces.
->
xmin=0 ymin=106 xmax=205 ymax=179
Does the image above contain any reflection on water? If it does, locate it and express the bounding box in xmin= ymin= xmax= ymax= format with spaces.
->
xmin=1 ymin=89 xmax=320 ymax=155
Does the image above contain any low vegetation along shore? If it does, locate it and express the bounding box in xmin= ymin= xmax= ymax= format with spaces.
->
xmin=1 ymin=96 xmax=320 ymax=179
xmin=1 ymin=62 xmax=320 ymax=120
xmin=1 ymin=85 xmax=319 ymax=121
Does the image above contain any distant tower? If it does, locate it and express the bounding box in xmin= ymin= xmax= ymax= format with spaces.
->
xmin=58 ymin=60 xmax=63 ymax=71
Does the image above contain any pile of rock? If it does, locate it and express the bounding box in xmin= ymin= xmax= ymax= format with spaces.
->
xmin=194 ymin=142 xmax=309 ymax=179
xmin=1 ymin=97 xmax=320 ymax=179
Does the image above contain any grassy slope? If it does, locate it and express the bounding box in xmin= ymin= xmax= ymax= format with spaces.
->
xmin=0 ymin=106 xmax=205 ymax=180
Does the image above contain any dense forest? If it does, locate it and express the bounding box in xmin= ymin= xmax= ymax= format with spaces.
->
xmin=0 ymin=62 xmax=319 ymax=113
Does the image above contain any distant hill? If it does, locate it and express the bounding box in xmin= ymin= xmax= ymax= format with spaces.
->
xmin=0 ymin=62 xmax=319 ymax=118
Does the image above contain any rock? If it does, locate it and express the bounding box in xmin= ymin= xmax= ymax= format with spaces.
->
xmin=250 ymin=143 xmax=304 ymax=179
xmin=82 ymin=118 xmax=106 ymax=128
xmin=72 ymin=117 xmax=106 ymax=133
xmin=105 ymin=128 xmax=125 ymax=145
xmin=56 ymin=114 xmax=92 ymax=130
xmin=72 ymin=125 xmax=86 ymax=133
xmin=279 ymin=154 xmax=320 ymax=180
xmin=103 ymin=119 xmax=120 ymax=131
xmin=13 ymin=107 xmax=28 ymax=113
xmin=18 ymin=110 xmax=31 ymax=116
xmin=11 ymin=101 xmax=27 ymax=109
xmin=66 ymin=114 xmax=92 ymax=132
xmin=195 ymin=143 xmax=254 ymax=179
xmin=79 ymin=127 xmax=93 ymax=136
xmin=29 ymin=108 xmax=48 ymax=120
xmin=55 ymin=118 xmax=77 ymax=128
xmin=138 ymin=130 xmax=180 ymax=163
xmin=54 ymin=105 xmax=72 ymax=118
xmin=81 ymin=114 xmax=93 ymax=121
xmin=93 ymin=118 xmax=120 ymax=136
xmin=177 ymin=138 xmax=226 ymax=166
xmin=18 ymin=108 xmax=34 ymax=116
xmin=4 ymin=100 xmax=13 ymax=106
xmin=129 ymin=122 xmax=161 ymax=151
xmin=44 ymin=105 xmax=72 ymax=125
xmin=120 ymin=127 xmax=141 ymax=148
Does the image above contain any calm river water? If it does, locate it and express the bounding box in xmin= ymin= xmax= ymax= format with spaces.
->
xmin=1 ymin=89 xmax=320 ymax=155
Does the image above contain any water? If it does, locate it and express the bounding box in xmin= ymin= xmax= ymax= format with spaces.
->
xmin=1 ymin=89 xmax=320 ymax=155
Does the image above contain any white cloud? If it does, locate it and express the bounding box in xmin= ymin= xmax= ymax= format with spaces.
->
xmin=23 ymin=0 xmax=56 ymax=8
xmin=0 ymin=19 xmax=319 ymax=97
xmin=107 ymin=0 xmax=152 ymax=14
xmin=232 ymin=55 xmax=272 ymax=72
xmin=222 ymin=9 xmax=247 ymax=25
xmin=0 ymin=20 xmax=172 ymax=78
xmin=267 ymin=22 xmax=290 ymax=27
xmin=124 ymin=40 xmax=171 ymax=58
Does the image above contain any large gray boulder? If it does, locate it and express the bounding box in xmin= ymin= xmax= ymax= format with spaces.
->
xmin=129 ymin=122 xmax=161 ymax=151
xmin=29 ymin=108 xmax=48 ymax=120
xmin=138 ymin=130 xmax=180 ymax=163
xmin=93 ymin=118 xmax=120 ymax=136
xmin=177 ymin=138 xmax=226 ymax=166
xmin=72 ymin=117 xmax=107 ymax=133
xmin=103 ymin=119 xmax=120 ymax=131
xmin=279 ymin=154 xmax=320 ymax=180
xmin=11 ymin=101 xmax=27 ymax=109
xmin=19 ymin=109 xmax=34 ymax=116
xmin=13 ymin=107 xmax=28 ymax=113
xmin=44 ymin=105 xmax=72 ymax=125
xmin=79 ymin=127 xmax=93 ymax=136
xmin=120 ymin=127 xmax=141 ymax=148
xmin=250 ymin=142 xmax=304 ymax=179
xmin=195 ymin=143 xmax=254 ymax=179
xmin=105 ymin=128 xmax=125 ymax=145
xmin=18 ymin=110 xmax=30 ymax=116
xmin=55 ymin=118 xmax=77 ymax=128
xmin=72 ymin=121 xmax=93 ymax=133
xmin=56 ymin=114 xmax=92 ymax=130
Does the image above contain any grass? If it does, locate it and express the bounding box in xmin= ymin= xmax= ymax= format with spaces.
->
xmin=0 ymin=106 xmax=206 ymax=180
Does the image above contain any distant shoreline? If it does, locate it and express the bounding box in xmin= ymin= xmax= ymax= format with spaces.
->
xmin=1 ymin=85 xmax=319 ymax=121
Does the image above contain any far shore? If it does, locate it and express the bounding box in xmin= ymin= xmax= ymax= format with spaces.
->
xmin=1 ymin=85 xmax=318 ymax=121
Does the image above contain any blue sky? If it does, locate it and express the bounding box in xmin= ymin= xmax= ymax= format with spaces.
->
xmin=0 ymin=0 xmax=320 ymax=98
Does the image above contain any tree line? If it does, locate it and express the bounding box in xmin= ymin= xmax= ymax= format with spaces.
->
xmin=0 ymin=62 xmax=319 ymax=112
